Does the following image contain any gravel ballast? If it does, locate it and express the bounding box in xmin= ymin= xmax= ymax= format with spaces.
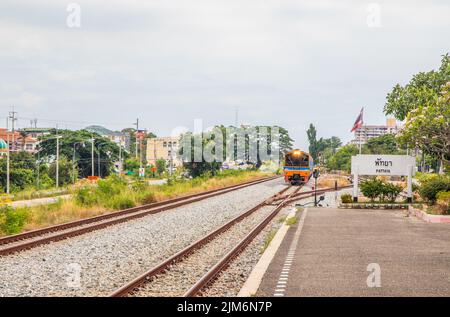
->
xmin=133 ymin=205 xmax=278 ymax=297
xmin=0 ymin=178 xmax=286 ymax=297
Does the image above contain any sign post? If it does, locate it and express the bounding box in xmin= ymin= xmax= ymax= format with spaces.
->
xmin=139 ymin=167 xmax=145 ymax=178
xmin=353 ymin=165 xmax=359 ymax=203
xmin=313 ymin=168 xmax=320 ymax=206
xmin=351 ymin=155 xmax=416 ymax=203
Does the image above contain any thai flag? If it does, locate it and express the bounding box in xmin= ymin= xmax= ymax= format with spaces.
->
xmin=351 ymin=107 xmax=364 ymax=132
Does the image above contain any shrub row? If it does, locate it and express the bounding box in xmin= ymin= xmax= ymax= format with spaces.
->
xmin=0 ymin=206 xmax=29 ymax=235
xmin=418 ymin=175 xmax=450 ymax=203
xmin=360 ymin=179 xmax=403 ymax=203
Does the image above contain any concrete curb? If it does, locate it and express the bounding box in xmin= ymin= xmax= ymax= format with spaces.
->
xmin=409 ymin=205 xmax=450 ymax=223
xmin=237 ymin=207 xmax=298 ymax=297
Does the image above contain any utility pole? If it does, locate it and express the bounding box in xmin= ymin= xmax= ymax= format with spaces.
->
xmin=36 ymin=150 xmax=40 ymax=189
xmin=6 ymin=117 xmax=10 ymax=194
xmin=139 ymin=137 xmax=143 ymax=169
xmin=9 ymin=108 xmax=17 ymax=152
xmin=91 ymin=137 xmax=95 ymax=177
xmin=98 ymin=149 xmax=101 ymax=178
xmin=134 ymin=118 xmax=139 ymax=159
xmin=169 ymin=141 xmax=173 ymax=176
xmin=119 ymin=141 xmax=122 ymax=175
xmin=55 ymin=126 xmax=60 ymax=188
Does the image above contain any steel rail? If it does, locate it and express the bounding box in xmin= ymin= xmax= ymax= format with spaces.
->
xmin=110 ymin=183 xmax=344 ymax=297
xmin=283 ymin=185 xmax=352 ymax=204
xmin=109 ymin=185 xmax=295 ymax=297
xmin=271 ymin=185 xmax=353 ymax=204
xmin=0 ymin=176 xmax=280 ymax=256
xmin=183 ymin=188 xmax=300 ymax=297
xmin=182 ymin=186 xmax=353 ymax=296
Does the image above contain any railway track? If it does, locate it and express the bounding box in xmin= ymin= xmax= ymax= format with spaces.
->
xmin=0 ymin=176 xmax=280 ymax=256
xmin=110 ymin=185 xmax=304 ymax=297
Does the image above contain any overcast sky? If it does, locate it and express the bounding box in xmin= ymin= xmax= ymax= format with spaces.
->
xmin=0 ymin=0 xmax=449 ymax=149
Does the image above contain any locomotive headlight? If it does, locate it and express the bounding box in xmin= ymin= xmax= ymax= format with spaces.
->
xmin=293 ymin=150 xmax=301 ymax=156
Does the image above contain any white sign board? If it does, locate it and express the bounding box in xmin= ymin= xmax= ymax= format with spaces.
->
xmin=351 ymin=155 xmax=416 ymax=176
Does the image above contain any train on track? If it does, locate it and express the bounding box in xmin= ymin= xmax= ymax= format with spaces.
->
xmin=283 ymin=149 xmax=314 ymax=185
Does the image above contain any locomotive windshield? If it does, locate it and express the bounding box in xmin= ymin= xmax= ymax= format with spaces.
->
xmin=285 ymin=153 xmax=309 ymax=167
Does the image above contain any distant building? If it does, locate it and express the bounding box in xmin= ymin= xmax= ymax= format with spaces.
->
xmin=85 ymin=125 xmax=130 ymax=151
xmin=0 ymin=128 xmax=39 ymax=153
xmin=350 ymin=118 xmax=400 ymax=145
xmin=19 ymin=127 xmax=53 ymax=139
xmin=146 ymin=136 xmax=181 ymax=168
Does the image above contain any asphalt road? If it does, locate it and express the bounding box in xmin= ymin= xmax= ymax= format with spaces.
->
xmin=257 ymin=207 xmax=450 ymax=296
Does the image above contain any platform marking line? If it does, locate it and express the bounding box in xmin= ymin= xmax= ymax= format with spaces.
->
xmin=272 ymin=208 xmax=309 ymax=297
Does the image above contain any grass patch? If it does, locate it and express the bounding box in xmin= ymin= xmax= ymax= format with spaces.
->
xmin=12 ymin=187 xmax=70 ymax=201
xmin=260 ymin=229 xmax=277 ymax=254
xmin=285 ymin=216 xmax=298 ymax=226
xmin=1 ymin=170 xmax=274 ymax=237
xmin=0 ymin=206 xmax=30 ymax=235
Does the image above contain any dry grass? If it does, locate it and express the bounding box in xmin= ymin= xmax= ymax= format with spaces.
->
xmin=317 ymin=173 xmax=350 ymax=188
xmin=2 ymin=170 xmax=273 ymax=236
xmin=22 ymin=200 xmax=108 ymax=231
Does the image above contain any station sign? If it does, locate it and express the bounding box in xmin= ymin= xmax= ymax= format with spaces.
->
xmin=351 ymin=155 xmax=416 ymax=176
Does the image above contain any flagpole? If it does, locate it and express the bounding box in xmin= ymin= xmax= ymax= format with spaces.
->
xmin=358 ymin=127 xmax=362 ymax=155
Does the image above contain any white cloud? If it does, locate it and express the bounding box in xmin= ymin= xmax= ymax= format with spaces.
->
xmin=0 ymin=0 xmax=448 ymax=145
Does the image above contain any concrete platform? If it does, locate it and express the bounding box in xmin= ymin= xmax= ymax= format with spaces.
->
xmin=256 ymin=208 xmax=450 ymax=297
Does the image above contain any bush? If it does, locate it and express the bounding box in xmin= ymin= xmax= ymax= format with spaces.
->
xmin=419 ymin=176 xmax=450 ymax=203
xmin=360 ymin=179 xmax=403 ymax=202
xmin=382 ymin=182 xmax=403 ymax=203
xmin=436 ymin=191 xmax=450 ymax=214
xmin=341 ymin=193 xmax=353 ymax=203
xmin=75 ymin=175 xmax=129 ymax=207
xmin=131 ymin=180 xmax=147 ymax=192
xmin=140 ymin=192 xmax=156 ymax=205
xmin=106 ymin=195 xmax=135 ymax=210
xmin=74 ymin=185 xmax=98 ymax=206
xmin=415 ymin=172 xmax=439 ymax=184
xmin=0 ymin=206 xmax=30 ymax=235
xmin=97 ymin=175 xmax=127 ymax=196
xmin=360 ymin=179 xmax=385 ymax=202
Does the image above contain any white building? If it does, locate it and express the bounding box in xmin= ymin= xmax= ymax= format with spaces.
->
xmin=350 ymin=118 xmax=400 ymax=145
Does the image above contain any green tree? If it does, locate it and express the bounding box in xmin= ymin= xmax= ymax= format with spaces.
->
xmin=384 ymin=54 xmax=450 ymax=120
xmin=326 ymin=144 xmax=359 ymax=172
xmin=306 ymin=124 xmax=341 ymax=162
xmin=180 ymin=132 xmax=222 ymax=177
xmin=307 ymin=124 xmax=318 ymax=161
xmin=37 ymin=129 xmax=124 ymax=178
xmin=397 ymin=83 xmax=450 ymax=173
xmin=180 ymin=125 xmax=293 ymax=177
xmin=276 ymin=126 xmax=294 ymax=158
xmin=0 ymin=152 xmax=36 ymax=192
xmin=364 ymin=134 xmax=403 ymax=155
xmin=121 ymin=128 xmax=156 ymax=160
xmin=124 ymin=158 xmax=140 ymax=173
xmin=156 ymin=159 xmax=167 ymax=176
xmin=48 ymin=156 xmax=75 ymax=186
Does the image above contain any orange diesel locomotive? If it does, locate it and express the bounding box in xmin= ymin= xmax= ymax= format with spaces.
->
xmin=283 ymin=149 xmax=314 ymax=185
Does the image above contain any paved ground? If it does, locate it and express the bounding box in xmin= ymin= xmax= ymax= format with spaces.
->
xmin=257 ymin=207 xmax=450 ymax=296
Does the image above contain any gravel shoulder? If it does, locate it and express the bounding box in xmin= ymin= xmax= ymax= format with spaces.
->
xmin=0 ymin=178 xmax=286 ymax=297
xmin=133 ymin=205 xmax=278 ymax=297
